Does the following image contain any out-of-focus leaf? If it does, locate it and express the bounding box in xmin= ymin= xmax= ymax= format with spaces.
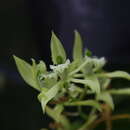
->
xmin=92 ymin=57 xmax=106 ymax=72
xmin=68 ymin=60 xmax=80 ymax=73
xmin=13 ymin=55 xmax=41 ymax=91
xmin=99 ymin=78 xmax=111 ymax=90
xmin=71 ymin=76 xmax=100 ymax=93
xmin=109 ymin=88 xmax=130 ymax=95
xmin=97 ymin=92 xmax=114 ymax=110
xmin=45 ymin=105 xmax=64 ymax=122
xmin=38 ymin=82 xmax=61 ymax=112
xmin=98 ymin=71 xmax=130 ymax=80
xmin=51 ymin=32 xmax=66 ymax=64
xmin=65 ymin=100 xmax=101 ymax=111
xmin=37 ymin=61 xmax=47 ymax=74
xmin=85 ymin=49 xmax=92 ymax=57
xmin=85 ymin=76 xmax=100 ymax=93
xmin=79 ymin=114 xmax=97 ymax=130
xmin=39 ymin=72 xmax=57 ymax=89
xmin=54 ymin=105 xmax=64 ymax=121
xmin=46 ymin=106 xmax=71 ymax=130
xmin=68 ymin=84 xmax=83 ymax=98
xmin=70 ymin=121 xmax=83 ymax=130
xmin=73 ymin=30 xmax=83 ymax=61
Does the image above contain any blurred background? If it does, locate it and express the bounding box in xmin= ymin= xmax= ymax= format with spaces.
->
xmin=0 ymin=0 xmax=130 ymax=129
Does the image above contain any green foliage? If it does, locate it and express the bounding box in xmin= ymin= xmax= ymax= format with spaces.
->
xmin=14 ymin=31 xmax=130 ymax=130
xmin=73 ymin=30 xmax=83 ymax=61
xmin=51 ymin=32 xmax=66 ymax=64
xmin=13 ymin=56 xmax=41 ymax=91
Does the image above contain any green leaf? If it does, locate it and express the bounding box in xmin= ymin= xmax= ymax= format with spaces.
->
xmin=13 ymin=55 xmax=41 ymax=91
xmin=109 ymin=88 xmax=130 ymax=95
xmin=85 ymin=76 xmax=100 ymax=93
xmin=97 ymin=92 xmax=114 ymax=110
xmin=71 ymin=76 xmax=100 ymax=93
xmin=73 ymin=30 xmax=83 ymax=61
xmin=38 ymin=82 xmax=61 ymax=112
xmin=98 ymin=71 xmax=130 ymax=80
xmin=54 ymin=105 xmax=64 ymax=121
xmin=39 ymin=72 xmax=58 ymax=89
xmin=79 ymin=114 xmax=97 ymax=130
xmin=65 ymin=100 xmax=101 ymax=111
xmin=71 ymin=121 xmax=83 ymax=130
xmin=85 ymin=49 xmax=92 ymax=57
xmin=99 ymin=77 xmax=111 ymax=90
xmin=68 ymin=84 xmax=83 ymax=98
xmin=37 ymin=61 xmax=47 ymax=74
xmin=44 ymin=105 xmax=64 ymax=122
xmin=68 ymin=60 xmax=80 ymax=73
xmin=46 ymin=106 xmax=71 ymax=130
xmin=51 ymin=32 xmax=66 ymax=64
xmin=92 ymin=57 xmax=106 ymax=72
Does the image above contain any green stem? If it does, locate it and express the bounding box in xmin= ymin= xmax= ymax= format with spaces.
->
xmin=78 ymin=114 xmax=97 ymax=130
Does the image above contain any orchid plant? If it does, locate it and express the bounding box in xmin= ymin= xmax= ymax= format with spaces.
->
xmin=14 ymin=31 xmax=130 ymax=130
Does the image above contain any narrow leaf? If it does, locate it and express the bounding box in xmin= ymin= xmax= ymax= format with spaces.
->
xmin=97 ymin=92 xmax=114 ymax=110
xmin=73 ymin=30 xmax=83 ymax=61
xmin=37 ymin=61 xmax=47 ymax=74
xmin=65 ymin=100 xmax=101 ymax=111
xmin=13 ymin=55 xmax=40 ymax=91
xmin=53 ymin=105 xmax=64 ymax=122
xmin=109 ymin=88 xmax=130 ymax=95
xmin=38 ymin=82 xmax=61 ymax=112
xmin=79 ymin=114 xmax=97 ymax=130
xmin=71 ymin=76 xmax=100 ymax=93
xmin=46 ymin=106 xmax=71 ymax=129
xmin=51 ymin=32 xmax=66 ymax=64
xmin=85 ymin=76 xmax=101 ymax=93
xmin=98 ymin=71 xmax=130 ymax=80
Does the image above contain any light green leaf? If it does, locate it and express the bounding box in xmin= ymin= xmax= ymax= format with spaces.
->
xmin=109 ymin=88 xmax=130 ymax=95
xmin=97 ymin=92 xmax=114 ymax=110
xmin=98 ymin=71 xmax=130 ymax=80
xmin=54 ymin=105 xmax=64 ymax=121
xmin=13 ymin=55 xmax=41 ymax=91
xmin=71 ymin=76 xmax=100 ymax=93
xmin=68 ymin=84 xmax=83 ymax=98
xmin=68 ymin=60 xmax=80 ymax=73
xmin=51 ymin=32 xmax=66 ymax=64
xmin=92 ymin=57 xmax=106 ymax=72
xmin=37 ymin=61 xmax=47 ymax=74
xmin=39 ymin=72 xmax=57 ymax=89
xmin=46 ymin=106 xmax=71 ymax=130
xmin=99 ymin=78 xmax=111 ymax=90
xmin=85 ymin=76 xmax=100 ymax=93
xmin=44 ymin=105 xmax=64 ymax=122
xmin=73 ymin=30 xmax=83 ymax=61
xmin=65 ymin=100 xmax=101 ymax=111
xmin=38 ymin=82 xmax=61 ymax=112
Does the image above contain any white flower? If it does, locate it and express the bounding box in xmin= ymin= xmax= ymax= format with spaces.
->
xmin=50 ymin=59 xmax=70 ymax=74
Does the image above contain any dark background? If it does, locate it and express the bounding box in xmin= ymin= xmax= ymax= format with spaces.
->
xmin=0 ymin=0 xmax=130 ymax=129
